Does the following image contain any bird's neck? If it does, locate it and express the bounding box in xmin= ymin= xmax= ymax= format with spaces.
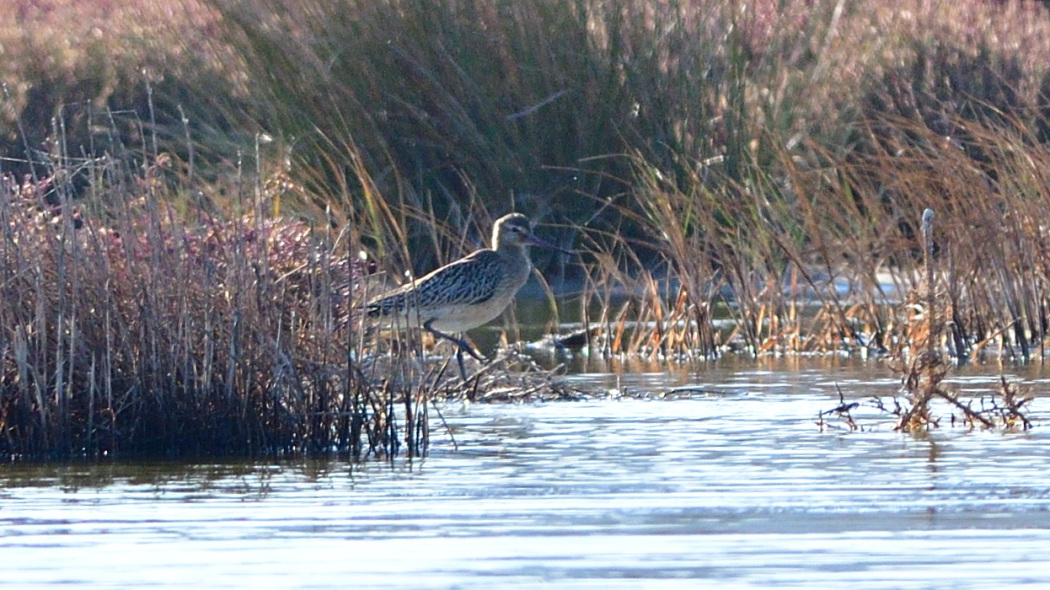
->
xmin=496 ymin=244 xmax=527 ymax=258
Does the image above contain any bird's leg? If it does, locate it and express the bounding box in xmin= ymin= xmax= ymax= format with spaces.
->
xmin=423 ymin=321 xmax=484 ymax=360
xmin=423 ymin=320 xmax=485 ymax=380
xmin=455 ymin=347 xmax=468 ymax=383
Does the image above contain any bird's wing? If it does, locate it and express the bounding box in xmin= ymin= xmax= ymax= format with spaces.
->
xmin=367 ymin=250 xmax=500 ymax=314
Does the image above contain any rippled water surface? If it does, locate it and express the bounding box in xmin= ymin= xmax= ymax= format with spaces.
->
xmin=5 ymin=359 xmax=1050 ymax=588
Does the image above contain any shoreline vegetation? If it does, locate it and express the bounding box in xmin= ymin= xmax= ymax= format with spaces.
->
xmin=2 ymin=0 xmax=1049 ymax=460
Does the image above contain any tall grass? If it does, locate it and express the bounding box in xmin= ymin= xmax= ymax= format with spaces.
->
xmin=0 ymin=106 xmax=480 ymax=460
xmin=585 ymin=110 xmax=1050 ymax=363
xmin=0 ymin=142 xmax=369 ymax=458
xmin=6 ymin=1 xmax=1050 ymax=247
xmin=192 ymin=0 xmax=1050 ymax=227
xmin=0 ymin=101 xmax=576 ymax=461
xmin=5 ymin=0 xmax=1050 ymax=457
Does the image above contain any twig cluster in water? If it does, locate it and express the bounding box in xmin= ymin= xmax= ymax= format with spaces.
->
xmin=817 ymin=385 xmax=859 ymax=432
xmin=880 ymin=352 xmax=1032 ymax=432
xmin=818 ymin=358 xmax=1035 ymax=433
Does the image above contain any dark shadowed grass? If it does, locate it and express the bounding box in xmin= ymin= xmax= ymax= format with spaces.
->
xmin=11 ymin=0 xmax=1050 ymax=272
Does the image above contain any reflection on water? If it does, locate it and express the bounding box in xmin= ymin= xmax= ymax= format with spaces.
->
xmin=3 ymin=358 xmax=1050 ymax=588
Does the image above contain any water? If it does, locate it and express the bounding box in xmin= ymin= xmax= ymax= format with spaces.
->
xmin=4 ymin=358 xmax=1050 ymax=588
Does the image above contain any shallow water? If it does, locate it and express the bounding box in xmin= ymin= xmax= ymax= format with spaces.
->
xmin=4 ymin=359 xmax=1050 ymax=588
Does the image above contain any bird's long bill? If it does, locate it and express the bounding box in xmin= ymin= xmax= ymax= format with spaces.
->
xmin=526 ymin=232 xmax=572 ymax=255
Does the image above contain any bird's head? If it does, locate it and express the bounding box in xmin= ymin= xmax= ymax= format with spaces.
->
xmin=492 ymin=213 xmax=571 ymax=254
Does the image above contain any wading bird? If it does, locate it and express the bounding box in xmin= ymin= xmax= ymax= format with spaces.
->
xmin=366 ymin=213 xmax=567 ymax=379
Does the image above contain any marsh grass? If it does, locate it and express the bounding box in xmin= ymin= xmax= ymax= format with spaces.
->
xmin=0 ymin=105 xmax=571 ymax=461
xmin=5 ymin=0 xmax=1050 ymax=449
xmin=190 ymin=0 xmax=1050 ymax=369
xmin=0 ymin=151 xmax=367 ymax=459
xmin=580 ymin=109 xmax=1050 ymax=359
xmin=23 ymin=0 xmax=1050 ymax=268
xmin=583 ymin=113 xmax=1043 ymax=430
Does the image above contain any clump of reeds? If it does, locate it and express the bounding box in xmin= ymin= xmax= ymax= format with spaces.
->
xmin=573 ymin=94 xmax=1050 ymax=367
xmin=0 ymin=105 xmax=568 ymax=462
xmin=0 ymin=150 xmax=378 ymax=459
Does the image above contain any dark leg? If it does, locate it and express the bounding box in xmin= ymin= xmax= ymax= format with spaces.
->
xmin=455 ymin=347 xmax=467 ymax=382
xmin=423 ymin=320 xmax=484 ymax=380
